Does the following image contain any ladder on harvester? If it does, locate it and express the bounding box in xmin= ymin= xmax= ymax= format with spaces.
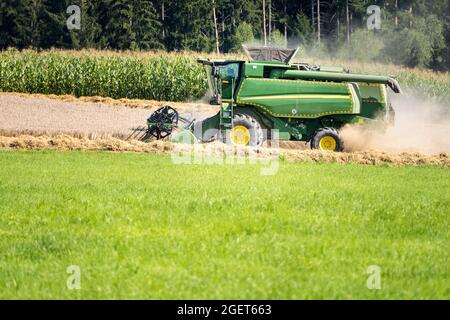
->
xmin=220 ymin=101 xmax=233 ymax=131
xmin=219 ymin=79 xmax=234 ymax=139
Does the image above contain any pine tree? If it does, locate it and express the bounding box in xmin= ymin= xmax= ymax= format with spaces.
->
xmin=132 ymin=0 xmax=163 ymax=50
xmin=0 ymin=0 xmax=23 ymax=48
xmin=444 ymin=1 xmax=450 ymax=71
xmin=76 ymin=0 xmax=102 ymax=49
xmin=164 ymin=0 xmax=215 ymax=52
xmin=0 ymin=0 xmax=42 ymax=49
xmin=104 ymin=0 xmax=136 ymax=50
xmin=231 ymin=22 xmax=254 ymax=52
xmin=38 ymin=0 xmax=73 ymax=48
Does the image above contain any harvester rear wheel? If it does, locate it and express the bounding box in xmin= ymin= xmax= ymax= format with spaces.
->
xmin=311 ymin=128 xmax=344 ymax=152
xmin=230 ymin=113 xmax=264 ymax=147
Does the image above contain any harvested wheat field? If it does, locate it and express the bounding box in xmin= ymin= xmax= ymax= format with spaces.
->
xmin=0 ymin=92 xmax=216 ymax=139
xmin=1 ymin=92 xmax=217 ymax=111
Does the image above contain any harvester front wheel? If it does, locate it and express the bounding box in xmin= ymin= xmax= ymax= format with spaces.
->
xmin=230 ymin=113 xmax=264 ymax=147
xmin=311 ymin=128 xmax=344 ymax=152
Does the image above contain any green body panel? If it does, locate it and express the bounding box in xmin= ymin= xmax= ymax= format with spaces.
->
xmin=236 ymin=78 xmax=356 ymax=118
xmin=221 ymin=80 xmax=233 ymax=99
xmin=358 ymin=83 xmax=387 ymax=119
xmin=244 ymin=63 xmax=265 ymax=78
xmin=193 ymin=112 xmax=221 ymax=142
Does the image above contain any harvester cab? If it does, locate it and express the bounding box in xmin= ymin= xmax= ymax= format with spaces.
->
xmin=145 ymin=46 xmax=402 ymax=151
xmin=198 ymin=59 xmax=243 ymax=106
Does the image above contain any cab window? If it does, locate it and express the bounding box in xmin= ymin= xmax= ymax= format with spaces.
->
xmin=219 ymin=63 xmax=239 ymax=81
xmin=218 ymin=63 xmax=240 ymax=100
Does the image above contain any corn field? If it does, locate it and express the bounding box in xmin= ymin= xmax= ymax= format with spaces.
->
xmin=0 ymin=49 xmax=208 ymax=102
xmin=0 ymin=49 xmax=449 ymax=103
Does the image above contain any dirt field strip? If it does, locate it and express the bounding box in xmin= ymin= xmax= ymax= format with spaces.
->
xmin=0 ymin=93 xmax=216 ymax=138
xmin=1 ymin=134 xmax=448 ymax=166
xmin=0 ymin=93 xmax=149 ymax=138
xmin=0 ymin=92 xmax=216 ymax=111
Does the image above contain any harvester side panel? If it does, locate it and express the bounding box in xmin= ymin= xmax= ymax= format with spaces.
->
xmin=358 ymin=83 xmax=387 ymax=119
xmin=235 ymin=78 xmax=359 ymax=118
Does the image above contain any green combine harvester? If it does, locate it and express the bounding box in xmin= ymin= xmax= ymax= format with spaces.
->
xmin=145 ymin=46 xmax=401 ymax=151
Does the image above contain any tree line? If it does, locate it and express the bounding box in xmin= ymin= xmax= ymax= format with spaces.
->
xmin=0 ymin=0 xmax=448 ymax=70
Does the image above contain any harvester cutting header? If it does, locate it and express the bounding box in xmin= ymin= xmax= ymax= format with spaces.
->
xmin=144 ymin=46 xmax=401 ymax=151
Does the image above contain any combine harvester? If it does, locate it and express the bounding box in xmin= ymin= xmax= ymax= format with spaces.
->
xmin=143 ymin=46 xmax=401 ymax=151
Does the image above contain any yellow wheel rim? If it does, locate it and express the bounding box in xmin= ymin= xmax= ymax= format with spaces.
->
xmin=319 ymin=136 xmax=337 ymax=151
xmin=231 ymin=125 xmax=251 ymax=145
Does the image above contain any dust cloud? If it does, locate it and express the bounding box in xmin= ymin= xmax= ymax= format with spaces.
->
xmin=341 ymin=92 xmax=450 ymax=154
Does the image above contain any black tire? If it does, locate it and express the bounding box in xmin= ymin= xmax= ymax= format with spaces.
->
xmin=311 ymin=127 xmax=344 ymax=152
xmin=229 ymin=113 xmax=264 ymax=146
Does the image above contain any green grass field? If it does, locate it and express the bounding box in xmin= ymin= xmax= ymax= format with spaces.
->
xmin=0 ymin=150 xmax=449 ymax=299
